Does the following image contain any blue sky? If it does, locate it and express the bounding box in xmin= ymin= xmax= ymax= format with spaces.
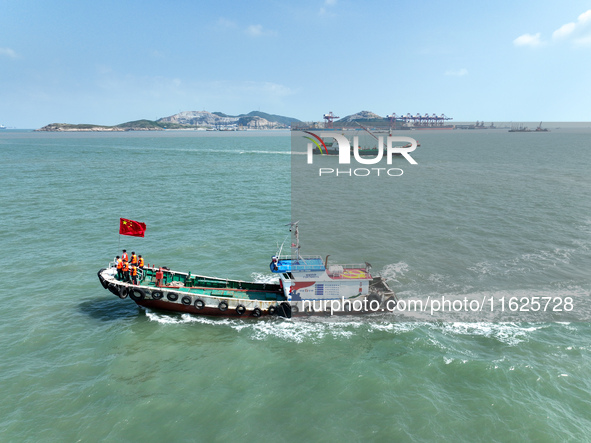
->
xmin=1 ymin=0 xmax=591 ymax=128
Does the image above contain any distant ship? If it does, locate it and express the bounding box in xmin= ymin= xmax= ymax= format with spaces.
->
xmin=535 ymin=122 xmax=549 ymax=132
xmin=509 ymin=122 xmax=549 ymax=133
xmin=0 ymin=124 xmax=6 ymax=130
xmin=508 ymin=124 xmax=531 ymax=132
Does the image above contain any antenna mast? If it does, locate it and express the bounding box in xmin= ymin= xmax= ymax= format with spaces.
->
xmin=288 ymin=221 xmax=301 ymax=260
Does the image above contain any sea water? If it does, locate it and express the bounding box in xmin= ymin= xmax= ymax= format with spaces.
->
xmin=0 ymin=128 xmax=590 ymax=442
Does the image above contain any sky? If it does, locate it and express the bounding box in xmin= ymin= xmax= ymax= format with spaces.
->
xmin=1 ymin=0 xmax=591 ymax=128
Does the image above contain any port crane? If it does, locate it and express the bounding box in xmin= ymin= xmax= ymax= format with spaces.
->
xmin=323 ymin=111 xmax=339 ymax=128
xmin=388 ymin=113 xmax=452 ymax=127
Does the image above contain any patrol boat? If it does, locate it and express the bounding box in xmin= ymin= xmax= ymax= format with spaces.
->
xmin=97 ymin=223 xmax=396 ymax=318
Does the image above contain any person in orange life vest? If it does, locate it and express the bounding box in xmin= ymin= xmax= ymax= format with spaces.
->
xmin=122 ymin=260 xmax=130 ymax=282
xmin=131 ymin=264 xmax=138 ymax=285
xmin=122 ymin=249 xmax=128 ymax=262
xmin=130 ymin=252 xmax=138 ymax=266
xmin=138 ymin=255 xmax=144 ymax=269
xmin=116 ymin=256 xmax=123 ymax=280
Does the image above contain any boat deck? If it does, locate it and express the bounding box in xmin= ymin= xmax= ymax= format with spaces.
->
xmin=154 ymin=284 xmax=282 ymax=301
xmin=121 ymin=267 xmax=284 ymax=301
xmin=328 ymin=268 xmax=371 ymax=279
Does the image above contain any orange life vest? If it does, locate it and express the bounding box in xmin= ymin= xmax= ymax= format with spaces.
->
xmin=138 ymin=257 xmax=144 ymax=267
xmin=122 ymin=252 xmax=128 ymax=262
xmin=122 ymin=261 xmax=129 ymax=272
xmin=130 ymin=254 xmax=138 ymax=265
xmin=131 ymin=266 xmax=137 ymax=276
xmin=116 ymin=259 xmax=123 ymax=269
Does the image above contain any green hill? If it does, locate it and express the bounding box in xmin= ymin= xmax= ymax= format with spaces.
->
xmin=211 ymin=111 xmax=301 ymax=126
xmin=115 ymin=120 xmax=166 ymax=130
xmin=37 ymin=110 xmax=301 ymax=131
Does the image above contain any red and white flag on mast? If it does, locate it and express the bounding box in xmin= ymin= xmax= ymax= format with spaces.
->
xmin=119 ymin=218 xmax=146 ymax=237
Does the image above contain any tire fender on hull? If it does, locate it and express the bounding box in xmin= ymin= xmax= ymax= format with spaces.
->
xmin=384 ymin=296 xmax=397 ymax=309
xmin=108 ymin=283 xmax=128 ymax=299
xmin=366 ymin=293 xmax=382 ymax=310
xmin=276 ymin=302 xmax=292 ymax=319
xmin=130 ymin=288 xmax=146 ymax=301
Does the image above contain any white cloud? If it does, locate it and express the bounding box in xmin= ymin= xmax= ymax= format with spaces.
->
xmin=513 ymin=33 xmax=543 ymax=47
xmin=445 ymin=68 xmax=468 ymax=76
xmin=214 ymin=19 xmax=275 ymax=37
xmin=217 ymin=18 xmax=237 ymax=29
xmin=553 ymin=22 xmax=576 ymax=39
xmin=246 ymin=24 xmax=263 ymax=36
xmin=514 ymin=9 xmax=591 ymax=48
xmin=0 ymin=47 xmax=17 ymax=58
xmin=552 ymin=9 xmax=591 ymax=43
xmin=320 ymin=0 xmax=337 ymax=16
xmin=579 ymin=9 xmax=591 ymax=23
xmin=245 ymin=24 xmax=276 ymax=37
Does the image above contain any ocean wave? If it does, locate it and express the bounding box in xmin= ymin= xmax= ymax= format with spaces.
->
xmin=380 ymin=262 xmax=409 ymax=282
xmin=238 ymin=150 xmax=292 ymax=155
xmin=437 ymin=322 xmax=544 ymax=346
xmin=250 ymin=272 xmax=279 ymax=284
xmin=143 ymin=306 xmax=567 ymax=346
xmin=468 ymin=246 xmax=577 ymax=277
xmin=143 ymin=310 xmax=358 ymax=342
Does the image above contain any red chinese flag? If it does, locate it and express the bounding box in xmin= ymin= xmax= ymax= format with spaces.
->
xmin=119 ymin=218 xmax=146 ymax=237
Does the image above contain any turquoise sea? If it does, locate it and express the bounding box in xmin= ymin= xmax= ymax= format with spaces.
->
xmin=1 ymin=128 xmax=590 ymax=442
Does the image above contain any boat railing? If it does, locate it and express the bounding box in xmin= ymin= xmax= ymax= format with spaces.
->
xmin=290 ymin=263 xmax=326 ymax=272
xmin=276 ymin=254 xmax=324 ymax=260
xmin=275 ymin=254 xmax=326 ymax=272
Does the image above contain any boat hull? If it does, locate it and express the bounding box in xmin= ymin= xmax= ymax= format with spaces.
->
xmin=98 ymin=265 xmax=396 ymax=319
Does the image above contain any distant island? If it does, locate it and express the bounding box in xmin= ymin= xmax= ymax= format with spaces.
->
xmin=36 ymin=110 xmax=459 ymax=132
xmin=36 ymin=111 xmax=301 ymax=132
xmin=30 ymin=111 xmax=574 ymax=132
